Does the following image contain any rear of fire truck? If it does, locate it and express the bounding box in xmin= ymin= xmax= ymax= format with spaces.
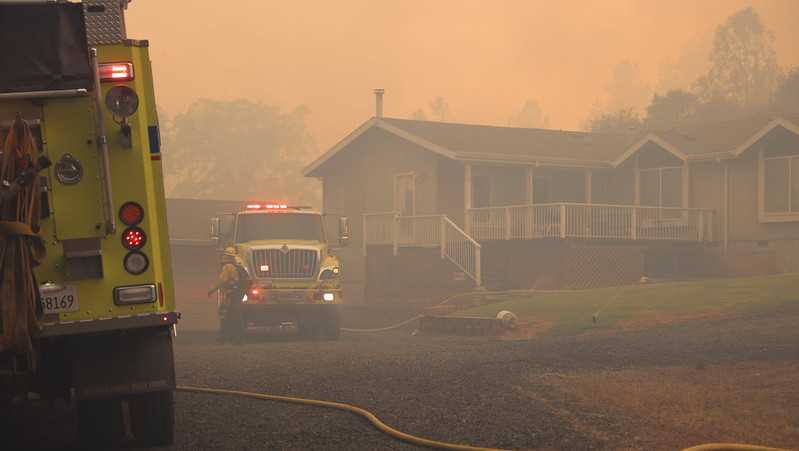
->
xmin=0 ymin=2 xmax=177 ymax=446
xmin=212 ymin=203 xmax=349 ymax=339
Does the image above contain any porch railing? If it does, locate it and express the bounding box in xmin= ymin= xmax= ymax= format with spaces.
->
xmin=363 ymin=213 xmax=482 ymax=285
xmin=467 ymin=203 xmax=715 ymax=242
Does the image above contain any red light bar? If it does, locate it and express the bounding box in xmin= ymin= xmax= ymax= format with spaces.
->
xmin=246 ymin=202 xmax=288 ymax=210
xmin=99 ymin=62 xmax=134 ymax=82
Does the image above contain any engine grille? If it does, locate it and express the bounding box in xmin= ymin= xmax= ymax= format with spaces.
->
xmin=252 ymin=249 xmax=318 ymax=279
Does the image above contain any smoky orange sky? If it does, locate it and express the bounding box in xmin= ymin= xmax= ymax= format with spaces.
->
xmin=126 ymin=0 xmax=799 ymax=152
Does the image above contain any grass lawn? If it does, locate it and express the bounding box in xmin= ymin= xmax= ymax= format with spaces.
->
xmin=457 ymin=273 xmax=799 ymax=336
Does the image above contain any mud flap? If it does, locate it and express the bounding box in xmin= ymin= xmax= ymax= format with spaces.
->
xmin=71 ymin=326 xmax=175 ymax=400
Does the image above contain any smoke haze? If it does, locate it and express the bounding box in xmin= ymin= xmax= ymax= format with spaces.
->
xmin=127 ymin=0 xmax=799 ymax=149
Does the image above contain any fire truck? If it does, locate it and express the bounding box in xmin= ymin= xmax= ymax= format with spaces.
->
xmin=0 ymin=2 xmax=177 ymax=446
xmin=211 ymin=203 xmax=349 ymax=339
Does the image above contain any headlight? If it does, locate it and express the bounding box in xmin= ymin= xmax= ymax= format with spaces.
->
xmin=322 ymin=292 xmax=335 ymax=302
xmin=319 ymin=267 xmax=340 ymax=280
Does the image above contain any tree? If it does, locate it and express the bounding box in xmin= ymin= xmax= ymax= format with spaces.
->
xmin=509 ymin=99 xmax=550 ymax=128
xmin=428 ymin=97 xmax=451 ymax=121
xmin=161 ymin=99 xmax=320 ymax=207
xmin=586 ymin=108 xmax=642 ymax=133
xmin=773 ymin=66 xmax=799 ymax=114
xmin=694 ymin=7 xmax=780 ymax=108
xmin=645 ymin=90 xmax=699 ymax=129
xmin=409 ymin=108 xmax=428 ymax=120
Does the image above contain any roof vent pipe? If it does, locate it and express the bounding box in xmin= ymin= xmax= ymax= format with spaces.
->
xmin=374 ymin=88 xmax=384 ymax=118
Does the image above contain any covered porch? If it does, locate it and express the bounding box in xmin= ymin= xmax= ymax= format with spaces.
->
xmin=460 ymin=140 xmax=715 ymax=243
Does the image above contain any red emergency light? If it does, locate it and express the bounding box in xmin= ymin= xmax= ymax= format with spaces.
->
xmin=245 ymin=202 xmax=288 ymax=211
xmin=99 ymin=62 xmax=134 ymax=82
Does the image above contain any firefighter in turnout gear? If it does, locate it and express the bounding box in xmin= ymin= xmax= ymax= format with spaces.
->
xmin=208 ymin=247 xmax=251 ymax=341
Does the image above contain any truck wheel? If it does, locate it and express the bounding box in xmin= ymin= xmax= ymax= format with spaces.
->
xmin=130 ymin=390 xmax=175 ymax=447
xmin=322 ymin=307 xmax=341 ymax=340
xmin=297 ymin=318 xmax=317 ymax=339
xmin=77 ymin=398 xmax=125 ymax=448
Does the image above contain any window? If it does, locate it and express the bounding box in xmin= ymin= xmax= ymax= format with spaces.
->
xmin=763 ymin=155 xmax=799 ymax=215
xmin=236 ymin=213 xmax=325 ymax=243
xmin=472 ymin=175 xmax=491 ymax=208
xmin=639 ymin=167 xmax=682 ymax=208
xmin=532 ymin=176 xmax=552 ymax=204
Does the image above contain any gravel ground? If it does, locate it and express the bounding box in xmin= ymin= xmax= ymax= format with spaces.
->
xmin=6 ymin=300 xmax=799 ymax=450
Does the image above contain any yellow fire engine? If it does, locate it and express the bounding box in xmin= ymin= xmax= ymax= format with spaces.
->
xmin=0 ymin=2 xmax=176 ymax=446
xmin=211 ymin=203 xmax=348 ymax=339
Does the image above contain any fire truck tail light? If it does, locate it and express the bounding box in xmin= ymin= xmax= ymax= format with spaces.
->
xmin=123 ymin=252 xmax=149 ymax=275
xmin=119 ymin=201 xmax=144 ymax=226
xmin=99 ymin=62 xmax=134 ymax=82
xmin=122 ymin=227 xmax=147 ymax=250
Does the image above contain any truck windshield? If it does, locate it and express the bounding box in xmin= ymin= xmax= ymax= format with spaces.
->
xmin=235 ymin=213 xmax=324 ymax=243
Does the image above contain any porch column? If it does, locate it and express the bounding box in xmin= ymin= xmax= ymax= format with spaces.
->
xmin=633 ymin=155 xmax=641 ymax=205
xmin=526 ymin=166 xmax=535 ymax=204
xmin=526 ymin=166 xmax=535 ymax=238
xmin=464 ymin=162 xmax=473 ymax=235
xmin=682 ymin=162 xmax=691 ymax=208
xmin=584 ymin=169 xmax=593 ymax=204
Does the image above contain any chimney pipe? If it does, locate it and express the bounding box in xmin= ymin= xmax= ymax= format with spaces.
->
xmin=374 ymin=89 xmax=384 ymax=118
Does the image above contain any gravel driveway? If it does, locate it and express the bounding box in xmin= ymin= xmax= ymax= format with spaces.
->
xmin=6 ymin=301 xmax=799 ymax=450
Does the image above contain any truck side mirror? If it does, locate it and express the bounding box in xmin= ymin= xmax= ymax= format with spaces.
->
xmin=210 ymin=217 xmax=220 ymax=241
xmin=338 ymin=216 xmax=350 ymax=246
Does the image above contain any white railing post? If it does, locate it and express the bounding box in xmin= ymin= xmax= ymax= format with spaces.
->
xmin=505 ymin=207 xmax=512 ymax=240
xmin=631 ymin=206 xmax=638 ymax=240
xmin=475 ymin=244 xmax=482 ymax=287
xmin=707 ymin=211 xmax=714 ymax=242
xmin=392 ymin=214 xmax=399 ymax=256
xmin=698 ymin=211 xmax=705 ymax=241
xmin=440 ymin=215 xmax=446 ymax=258
xmin=559 ymin=204 xmax=566 ymax=239
xmin=362 ymin=214 xmax=368 ymax=257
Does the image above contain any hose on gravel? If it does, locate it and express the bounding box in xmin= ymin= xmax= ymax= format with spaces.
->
xmin=176 ymin=385 xmax=508 ymax=451
xmin=680 ymin=445 xmax=789 ymax=451
xmin=340 ymin=289 xmax=546 ymax=333
xmin=176 ymin=386 xmax=788 ymax=451
xmin=340 ymin=282 xmax=691 ymax=333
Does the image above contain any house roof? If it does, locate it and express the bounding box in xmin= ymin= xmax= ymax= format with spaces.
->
xmin=304 ymin=114 xmax=799 ymax=177
xmin=380 ymin=118 xmax=639 ymax=165
xmin=653 ymin=114 xmax=799 ymax=158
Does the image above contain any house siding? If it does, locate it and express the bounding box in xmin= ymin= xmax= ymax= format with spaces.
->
xmin=319 ymin=128 xmax=442 ymax=303
xmin=437 ymin=159 xmax=465 ymax=227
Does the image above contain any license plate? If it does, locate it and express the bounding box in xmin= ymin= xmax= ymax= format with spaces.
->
xmin=40 ymin=286 xmax=79 ymax=314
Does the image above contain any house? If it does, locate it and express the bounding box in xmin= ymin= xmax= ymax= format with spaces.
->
xmin=305 ymin=93 xmax=799 ymax=303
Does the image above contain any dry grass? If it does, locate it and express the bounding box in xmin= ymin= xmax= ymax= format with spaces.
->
xmin=529 ymin=363 xmax=799 ymax=450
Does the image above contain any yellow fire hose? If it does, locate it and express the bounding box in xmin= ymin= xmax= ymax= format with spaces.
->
xmin=177 ymin=385 xmax=789 ymax=451
xmin=176 ymin=385 xmax=507 ymax=451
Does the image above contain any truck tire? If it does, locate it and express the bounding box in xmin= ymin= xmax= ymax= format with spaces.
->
xmin=297 ymin=317 xmax=317 ymax=339
xmin=321 ymin=307 xmax=341 ymax=340
xmin=130 ymin=390 xmax=175 ymax=447
xmin=77 ymin=398 xmax=125 ymax=448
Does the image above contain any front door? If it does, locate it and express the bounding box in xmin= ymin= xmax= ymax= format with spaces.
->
xmin=394 ymin=173 xmax=415 ymax=243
